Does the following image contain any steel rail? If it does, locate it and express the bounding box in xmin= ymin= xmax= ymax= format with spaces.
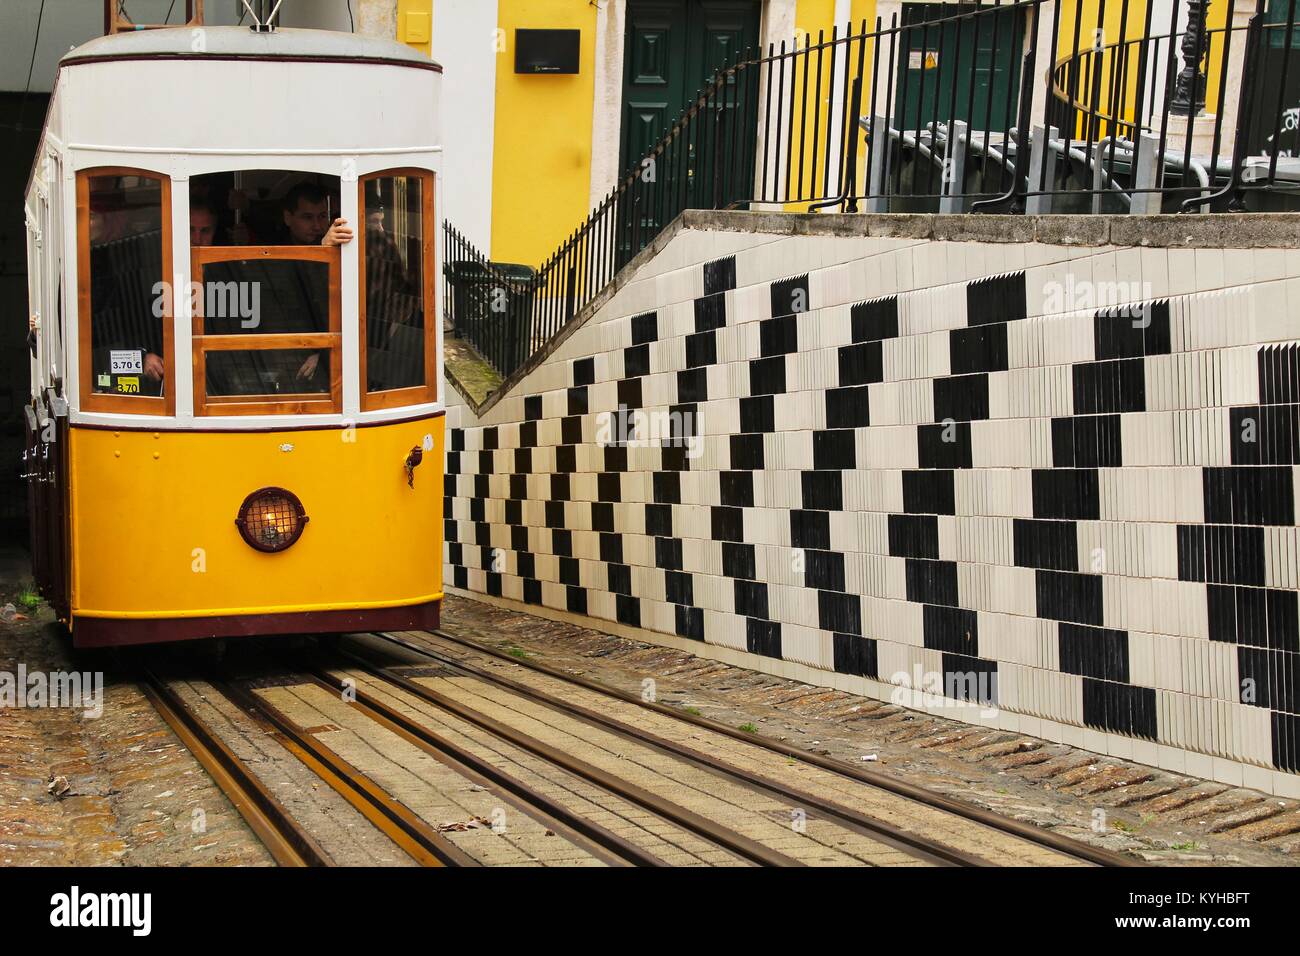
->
xmin=312 ymin=650 xmax=805 ymax=868
xmin=408 ymin=628 xmax=1140 ymax=868
xmin=293 ymin=667 xmax=669 ymax=867
xmin=352 ymin=637 xmax=983 ymax=867
xmin=139 ymin=669 xmax=331 ymax=867
xmin=212 ymin=676 xmax=479 ymax=867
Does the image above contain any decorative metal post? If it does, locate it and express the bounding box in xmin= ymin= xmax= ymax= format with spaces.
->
xmin=1171 ymin=0 xmax=1211 ymax=116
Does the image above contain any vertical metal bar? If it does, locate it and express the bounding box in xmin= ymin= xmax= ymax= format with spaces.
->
xmin=1268 ymin=0 xmax=1298 ymax=184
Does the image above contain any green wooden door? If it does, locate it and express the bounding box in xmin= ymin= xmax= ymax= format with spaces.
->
xmin=620 ymin=0 xmax=762 ymax=197
xmin=894 ymin=3 xmax=1025 ymax=134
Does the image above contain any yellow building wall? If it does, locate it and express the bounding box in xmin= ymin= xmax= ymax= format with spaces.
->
xmin=490 ymin=0 xmax=599 ymax=265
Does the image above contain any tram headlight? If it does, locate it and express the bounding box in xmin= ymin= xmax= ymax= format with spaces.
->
xmin=236 ymin=487 xmax=309 ymax=553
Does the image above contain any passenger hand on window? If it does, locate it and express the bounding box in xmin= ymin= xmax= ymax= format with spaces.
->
xmin=321 ymin=217 xmax=353 ymax=247
xmin=296 ymin=353 xmax=320 ymax=381
xmin=143 ymin=352 xmax=165 ymax=381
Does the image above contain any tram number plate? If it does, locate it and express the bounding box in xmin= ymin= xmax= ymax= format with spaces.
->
xmin=110 ymin=350 xmax=144 ymax=375
xmin=115 ymin=377 xmax=141 ymax=394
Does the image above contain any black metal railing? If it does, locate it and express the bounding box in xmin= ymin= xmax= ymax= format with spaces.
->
xmin=444 ymin=0 xmax=1300 ymax=382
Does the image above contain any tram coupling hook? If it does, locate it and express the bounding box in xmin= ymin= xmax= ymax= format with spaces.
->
xmin=404 ymin=446 xmax=424 ymax=488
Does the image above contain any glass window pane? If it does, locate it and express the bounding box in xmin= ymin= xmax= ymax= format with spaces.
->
xmin=88 ymin=174 xmax=165 ymax=396
xmin=206 ymin=349 xmax=330 ymax=397
xmin=199 ymin=259 xmax=330 ymax=334
xmin=364 ymin=175 xmax=426 ymax=392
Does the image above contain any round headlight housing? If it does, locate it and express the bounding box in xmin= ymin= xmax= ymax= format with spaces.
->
xmin=236 ymin=487 xmax=309 ymax=553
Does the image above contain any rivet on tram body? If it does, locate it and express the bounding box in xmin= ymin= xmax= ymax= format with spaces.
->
xmin=113 ymin=450 xmax=120 ymax=458
xmin=153 ymin=452 xmax=160 ymax=460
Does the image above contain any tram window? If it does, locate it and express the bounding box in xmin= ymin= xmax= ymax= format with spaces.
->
xmin=78 ymin=170 xmax=171 ymax=410
xmin=360 ymin=170 xmax=435 ymax=409
xmin=205 ymin=350 xmax=331 ymax=398
xmin=188 ymin=171 xmax=344 ymax=248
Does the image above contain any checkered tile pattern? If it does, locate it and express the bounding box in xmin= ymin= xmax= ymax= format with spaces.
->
xmin=444 ymin=230 xmax=1300 ymax=784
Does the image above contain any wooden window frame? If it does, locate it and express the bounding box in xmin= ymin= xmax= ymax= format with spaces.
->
xmin=358 ymin=168 xmax=438 ymax=412
xmin=76 ymin=167 xmax=175 ymax=416
xmin=191 ymin=245 xmax=342 ymax=417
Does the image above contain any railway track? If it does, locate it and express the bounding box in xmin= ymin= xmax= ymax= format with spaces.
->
xmin=366 ymin=628 xmax=1140 ymax=868
xmin=138 ymin=627 xmax=1139 ymax=867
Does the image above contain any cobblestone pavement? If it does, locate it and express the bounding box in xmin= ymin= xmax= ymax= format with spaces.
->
xmin=0 ymin=549 xmax=270 ymax=866
xmin=438 ymin=593 xmax=1300 ymax=866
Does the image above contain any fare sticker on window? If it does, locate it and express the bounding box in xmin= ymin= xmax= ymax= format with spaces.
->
xmin=115 ymin=377 xmax=141 ymax=395
xmin=110 ymin=350 xmax=144 ymax=375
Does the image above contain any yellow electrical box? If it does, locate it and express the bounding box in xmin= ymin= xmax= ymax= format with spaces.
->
xmin=398 ymin=0 xmax=433 ymax=53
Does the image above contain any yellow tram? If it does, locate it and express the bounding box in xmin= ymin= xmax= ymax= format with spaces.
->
xmin=22 ymin=23 xmax=445 ymax=646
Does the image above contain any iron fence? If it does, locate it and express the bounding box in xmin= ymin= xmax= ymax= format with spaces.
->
xmin=445 ymin=0 xmax=1300 ymax=381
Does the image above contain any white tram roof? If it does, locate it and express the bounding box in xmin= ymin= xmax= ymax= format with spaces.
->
xmin=61 ymin=25 xmax=441 ymax=72
xmin=30 ymin=26 xmax=442 ymax=195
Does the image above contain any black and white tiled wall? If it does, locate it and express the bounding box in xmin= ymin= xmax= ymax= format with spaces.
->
xmin=443 ymin=227 xmax=1300 ymax=797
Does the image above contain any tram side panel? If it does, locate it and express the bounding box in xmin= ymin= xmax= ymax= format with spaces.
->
xmin=65 ymin=416 xmax=444 ymax=646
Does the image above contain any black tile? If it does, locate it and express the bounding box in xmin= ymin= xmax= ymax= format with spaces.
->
xmin=567 ymin=386 xmax=588 ymax=416
xmin=941 ymin=653 xmax=999 ymax=705
xmin=1032 ymin=469 xmax=1100 ymax=520
xmin=677 ymin=367 xmax=708 ymax=403
xmin=1035 ymin=570 xmax=1104 ymax=626
xmin=1072 ymin=358 xmax=1146 ymax=414
xmin=599 ymin=532 xmax=623 ymax=564
xmin=703 ymin=255 xmax=737 ymax=296
xmin=906 ymin=559 xmax=960 ymax=606
xmin=1052 ymin=414 xmax=1123 ymax=468
xmin=734 ymin=580 xmax=769 ymax=618
xmin=1094 ymin=300 xmax=1172 ymax=359
xmin=833 ymin=633 xmax=879 ymax=678
xmin=722 ymin=542 xmax=756 ymax=579
xmin=514 ymin=448 xmax=532 ymax=473
xmin=524 ymin=395 xmax=542 ymax=420
xmin=801 ymin=471 xmax=844 ymax=511
xmin=888 ymin=514 xmax=939 ymax=559
xmin=631 ymin=311 xmax=658 ymax=345
xmin=749 ymin=356 xmax=787 ymax=395
xmin=654 ymin=471 xmax=681 ymax=504
xmin=694 ymin=292 xmax=727 ymax=332
xmin=645 ymin=503 xmax=673 ymax=537
xmin=851 ymin=296 xmax=899 ymax=342
xmin=790 ymin=510 xmax=831 ymax=550
xmin=450 ymin=428 xmax=464 ymax=452
xmin=559 ymin=556 xmax=580 ymax=586
xmin=770 ymin=274 xmax=809 ymax=318
xmin=616 ymin=594 xmax=641 ymax=627
xmin=509 ymin=473 xmax=527 ymax=499
xmin=1013 ymin=518 xmax=1079 ymax=571
xmin=924 ymin=605 xmax=979 ymax=655
xmin=746 ymin=618 xmax=782 ymax=658
xmin=1230 ymin=405 xmax=1300 ymax=465
xmin=759 ymin=315 xmax=799 ymax=356
xmin=517 ymin=552 xmax=535 ymax=580
xmin=818 ymin=590 xmax=861 ymax=634
xmin=710 ymin=506 xmax=745 ymax=543
xmin=598 ymin=471 xmax=621 ymax=503
xmin=676 ymin=604 xmax=705 ymax=640
xmin=505 ymin=500 xmax=522 ymax=526
xmin=838 ymin=341 xmax=883 ymax=386
xmin=623 ymin=343 xmax=650 ymax=378
xmin=608 ymin=563 xmax=632 ymax=595
xmin=591 ymin=501 xmax=615 ymax=533
xmin=720 ymin=471 xmax=755 ymax=507
xmin=562 ymin=415 xmax=583 ymax=444
xmin=934 ymin=373 xmax=990 ymax=422
xmin=804 ymin=550 xmax=846 ymax=591
xmin=555 ymin=445 xmax=576 ymax=473
xmin=903 ymin=469 xmax=956 ymax=515
xmin=730 ymin=433 xmax=765 ymax=470
xmin=567 ymin=586 xmax=588 ymax=615
xmin=966 ymin=272 xmax=1026 ymax=325
xmin=664 ymin=570 xmax=693 ymax=605
xmin=686 ymin=330 xmax=717 ymax=368
xmin=604 ymin=445 xmax=627 ymax=472
xmin=1271 ymin=711 xmax=1300 ymax=772
xmin=826 ymin=385 xmax=871 ymax=429
xmin=949 ymin=325 xmax=1008 ymax=374
xmin=618 ymin=378 xmax=642 ymax=408
xmin=1177 ymin=524 xmax=1266 ymax=586
xmin=812 ymin=429 xmax=856 ymax=470
xmin=483 ymin=427 xmax=499 ymax=450
xmin=1082 ymin=678 xmax=1157 ymax=740
xmin=550 ymin=474 xmax=570 ymax=500
xmin=572 ymin=357 xmax=594 ymax=387
xmin=1059 ymin=623 xmax=1130 ymax=682
xmin=553 ymin=529 xmax=573 ymax=557
xmin=918 ymin=422 xmax=973 ymax=469
xmin=1202 ymin=466 xmax=1295 ymax=526
xmin=740 ymin=395 xmax=776 ymax=433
